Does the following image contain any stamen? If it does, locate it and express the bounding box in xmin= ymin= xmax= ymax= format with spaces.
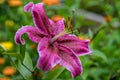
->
xmin=64 ymin=16 xmax=73 ymax=34
xmin=50 ymin=16 xmax=74 ymax=44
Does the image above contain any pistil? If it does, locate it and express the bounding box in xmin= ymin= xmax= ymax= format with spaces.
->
xmin=50 ymin=31 xmax=67 ymax=44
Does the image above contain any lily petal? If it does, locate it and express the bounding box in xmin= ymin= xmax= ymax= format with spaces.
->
xmin=57 ymin=34 xmax=92 ymax=56
xmin=49 ymin=19 xmax=65 ymax=35
xmin=37 ymin=38 xmax=60 ymax=71
xmin=15 ymin=26 xmax=44 ymax=44
xmin=55 ymin=19 xmax=64 ymax=34
xmin=58 ymin=44 xmax=82 ymax=78
xmin=24 ymin=2 xmax=34 ymax=12
xmin=32 ymin=3 xmax=52 ymax=36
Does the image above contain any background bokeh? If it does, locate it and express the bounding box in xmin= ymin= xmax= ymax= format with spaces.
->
xmin=0 ymin=0 xmax=120 ymax=80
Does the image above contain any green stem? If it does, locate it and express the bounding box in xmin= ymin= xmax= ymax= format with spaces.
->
xmin=90 ymin=24 xmax=106 ymax=42
xmin=20 ymin=44 xmax=26 ymax=61
xmin=52 ymin=68 xmax=65 ymax=80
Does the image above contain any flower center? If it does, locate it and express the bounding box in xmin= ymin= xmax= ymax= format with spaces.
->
xmin=50 ymin=31 xmax=67 ymax=44
xmin=50 ymin=16 xmax=73 ymax=44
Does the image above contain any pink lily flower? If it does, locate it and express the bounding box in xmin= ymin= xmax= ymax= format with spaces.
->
xmin=14 ymin=2 xmax=92 ymax=78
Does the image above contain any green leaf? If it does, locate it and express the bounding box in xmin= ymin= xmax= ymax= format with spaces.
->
xmin=17 ymin=60 xmax=32 ymax=80
xmin=0 ymin=73 xmax=6 ymax=77
xmin=81 ymin=70 xmax=88 ymax=80
xmin=92 ymin=49 xmax=108 ymax=63
xmin=2 ymin=52 xmax=22 ymax=61
xmin=43 ymin=67 xmax=65 ymax=80
xmin=88 ymin=29 xmax=93 ymax=38
xmin=23 ymin=52 xmax=34 ymax=72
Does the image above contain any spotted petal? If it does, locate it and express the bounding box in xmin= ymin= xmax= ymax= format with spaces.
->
xmin=32 ymin=3 xmax=52 ymax=36
xmin=15 ymin=26 xmax=44 ymax=44
xmin=58 ymin=44 xmax=82 ymax=78
xmin=57 ymin=34 xmax=92 ymax=56
xmin=37 ymin=37 xmax=60 ymax=71
xmin=49 ymin=19 xmax=65 ymax=35
xmin=24 ymin=2 xmax=34 ymax=12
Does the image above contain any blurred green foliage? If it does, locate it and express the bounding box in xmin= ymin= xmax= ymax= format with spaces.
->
xmin=0 ymin=0 xmax=120 ymax=80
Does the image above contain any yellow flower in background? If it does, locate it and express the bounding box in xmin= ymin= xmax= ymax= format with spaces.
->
xmin=2 ymin=66 xmax=16 ymax=76
xmin=51 ymin=15 xmax=64 ymax=22
xmin=0 ymin=42 xmax=13 ymax=51
xmin=42 ymin=0 xmax=60 ymax=6
xmin=8 ymin=0 xmax=22 ymax=7
xmin=0 ymin=0 xmax=5 ymax=4
xmin=0 ymin=57 xmax=5 ymax=65
xmin=0 ymin=78 xmax=10 ymax=80
xmin=5 ymin=20 xmax=14 ymax=28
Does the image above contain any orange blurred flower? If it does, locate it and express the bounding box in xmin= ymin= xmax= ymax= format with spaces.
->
xmin=42 ymin=0 xmax=60 ymax=5
xmin=78 ymin=36 xmax=93 ymax=43
xmin=51 ymin=15 xmax=64 ymax=22
xmin=2 ymin=66 xmax=15 ymax=76
xmin=78 ymin=36 xmax=84 ymax=40
xmin=78 ymin=36 xmax=91 ymax=41
xmin=0 ymin=78 xmax=10 ymax=80
xmin=0 ymin=57 xmax=5 ymax=65
xmin=8 ymin=0 xmax=22 ymax=7
xmin=104 ymin=15 xmax=112 ymax=22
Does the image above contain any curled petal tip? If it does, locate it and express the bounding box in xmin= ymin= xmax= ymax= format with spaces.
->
xmin=24 ymin=2 xmax=34 ymax=12
xmin=72 ymin=67 xmax=82 ymax=78
xmin=14 ymin=27 xmax=26 ymax=45
xmin=14 ymin=26 xmax=42 ymax=45
xmin=14 ymin=36 xmax=25 ymax=45
xmin=88 ymin=50 xmax=92 ymax=55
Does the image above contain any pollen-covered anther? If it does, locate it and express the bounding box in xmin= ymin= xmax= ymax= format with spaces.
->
xmin=64 ymin=16 xmax=73 ymax=34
